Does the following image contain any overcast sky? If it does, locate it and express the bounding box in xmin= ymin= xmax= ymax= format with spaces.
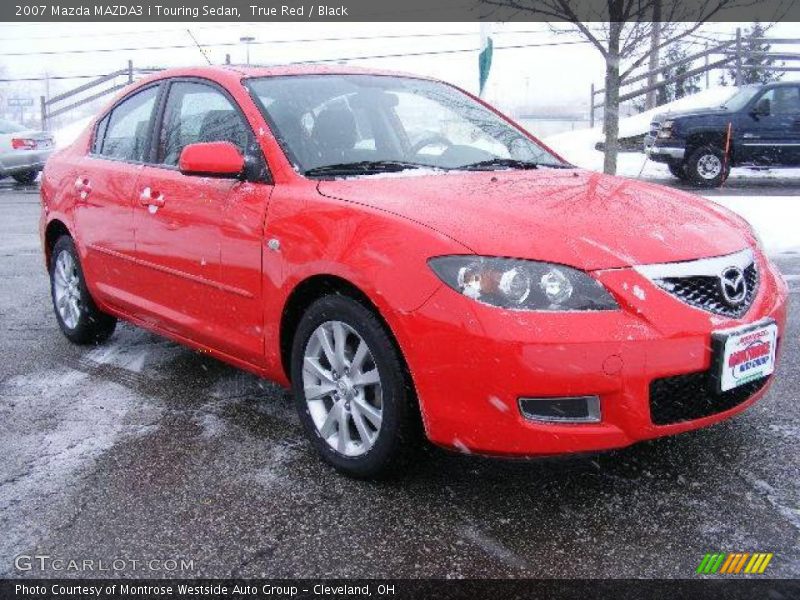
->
xmin=2 ymin=21 xmax=799 ymax=119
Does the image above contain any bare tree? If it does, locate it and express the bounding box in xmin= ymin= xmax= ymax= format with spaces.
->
xmin=480 ymin=0 xmax=749 ymax=174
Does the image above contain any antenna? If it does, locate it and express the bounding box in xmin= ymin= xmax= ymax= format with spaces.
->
xmin=186 ymin=28 xmax=212 ymax=65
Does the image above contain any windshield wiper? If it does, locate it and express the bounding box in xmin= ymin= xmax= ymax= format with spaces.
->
xmin=459 ymin=158 xmax=540 ymax=171
xmin=459 ymin=158 xmax=572 ymax=171
xmin=304 ymin=160 xmax=430 ymax=177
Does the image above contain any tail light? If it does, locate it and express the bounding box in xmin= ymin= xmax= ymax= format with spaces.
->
xmin=11 ymin=138 xmax=37 ymax=150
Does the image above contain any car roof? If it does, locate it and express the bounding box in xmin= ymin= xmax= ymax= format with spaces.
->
xmin=137 ymin=64 xmax=435 ymax=86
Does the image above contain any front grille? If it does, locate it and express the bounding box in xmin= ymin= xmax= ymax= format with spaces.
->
xmin=649 ymin=371 xmax=770 ymax=425
xmin=654 ymin=263 xmax=759 ymax=318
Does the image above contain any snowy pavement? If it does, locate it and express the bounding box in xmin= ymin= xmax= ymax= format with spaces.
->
xmin=0 ymin=184 xmax=798 ymax=578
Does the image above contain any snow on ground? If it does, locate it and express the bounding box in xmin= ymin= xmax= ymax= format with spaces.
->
xmin=544 ymin=96 xmax=800 ymax=255
xmin=0 ymin=368 xmax=162 ymax=573
xmin=544 ymin=86 xmax=741 ymax=175
xmin=546 ymin=86 xmax=738 ymax=155
xmin=545 ymin=130 xmax=800 ymax=254
xmin=616 ymin=86 xmax=737 ymax=139
xmin=544 ymin=126 xmax=670 ymax=177
xmin=711 ymin=196 xmax=800 ymax=255
xmin=543 ymin=128 xmax=800 ymax=254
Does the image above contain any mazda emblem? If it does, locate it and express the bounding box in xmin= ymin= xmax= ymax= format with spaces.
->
xmin=720 ymin=266 xmax=747 ymax=306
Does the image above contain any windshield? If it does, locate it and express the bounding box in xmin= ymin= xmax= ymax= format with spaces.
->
xmin=246 ymin=74 xmax=567 ymax=175
xmin=0 ymin=119 xmax=26 ymax=134
xmin=720 ymin=86 xmax=761 ymax=111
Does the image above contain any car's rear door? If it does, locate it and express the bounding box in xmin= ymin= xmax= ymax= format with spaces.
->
xmin=129 ymin=78 xmax=272 ymax=365
xmin=72 ymin=84 xmax=160 ymax=307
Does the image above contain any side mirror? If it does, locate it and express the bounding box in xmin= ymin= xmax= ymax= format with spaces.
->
xmin=752 ymin=98 xmax=771 ymax=117
xmin=178 ymin=141 xmax=245 ymax=177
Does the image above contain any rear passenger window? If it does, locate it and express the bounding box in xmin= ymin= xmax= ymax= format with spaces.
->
xmin=97 ymin=86 xmax=158 ymax=162
xmin=157 ymin=81 xmax=249 ymax=166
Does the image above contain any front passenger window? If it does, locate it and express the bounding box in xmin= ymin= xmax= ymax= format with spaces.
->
xmin=757 ymin=87 xmax=800 ymax=115
xmin=158 ymin=81 xmax=250 ymax=166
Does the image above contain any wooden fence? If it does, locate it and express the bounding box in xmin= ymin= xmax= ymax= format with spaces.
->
xmin=589 ymin=30 xmax=800 ymax=128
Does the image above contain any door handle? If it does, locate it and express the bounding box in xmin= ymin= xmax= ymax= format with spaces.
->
xmin=74 ymin=176 xmax=91 ymax=200
xmin=139 ymin=186 xmax=165 ymax=208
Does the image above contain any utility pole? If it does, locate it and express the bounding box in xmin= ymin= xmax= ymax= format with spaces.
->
xmin=645 ymin=0 xmax=662 ymax=110
xmin=240 ymin=36 xmax=255 ymax=65
xmin=735 ymin=27 xmax=743 ymax=85
xmin=704 ymin=42 xmax=710 ymax=89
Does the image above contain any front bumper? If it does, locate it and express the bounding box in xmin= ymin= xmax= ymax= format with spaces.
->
xmin=644 ymin=136 xmax=686 ymax=163
xmin=395 ymin=252 xmax=788 ymax=456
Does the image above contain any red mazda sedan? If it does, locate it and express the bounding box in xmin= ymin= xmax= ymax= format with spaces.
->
xmin=40 ymin=66 xmax=788 ymax=477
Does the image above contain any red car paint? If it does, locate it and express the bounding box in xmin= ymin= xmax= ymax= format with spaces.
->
xmin=40 ymin=65 xmax=788 ymax=457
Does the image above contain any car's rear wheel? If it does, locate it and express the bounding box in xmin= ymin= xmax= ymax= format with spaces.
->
xmin=290 ymin=295 xmax=419 ymax=478
xmin=12 ymin=170 xmax=39 ymax=185
xmin=685 ymin=146 xmax=729 ymax=188
xmin=50 ymin=236 xmax=116 ymax=344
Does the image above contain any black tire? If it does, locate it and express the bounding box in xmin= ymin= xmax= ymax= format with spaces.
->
xmin=12 ymin=170 xmax=39 ymax=185
xmin=685 ymin=145 xmax=730 ymax=188
xmin=50 ymin=236 xmax=116 ymax=344
xmin=668 ymin=162 xmax=688 ymax=181
xmin=290 ymin=295 xmax=420 ymax=478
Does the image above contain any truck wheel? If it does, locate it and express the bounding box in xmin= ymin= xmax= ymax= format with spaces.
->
xmin=668 ymin=162 xmax=688 ymax=181
xmin=686 ymin=146 xmax=729 ymax=188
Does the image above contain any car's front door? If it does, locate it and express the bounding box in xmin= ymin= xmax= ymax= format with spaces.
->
xmin=72 ymin=84 xmax=160 ymax=307
xmin=739 ymin=85 xmax=800 ymax=165
xmin=130 ymin=79 xmax=272 ymax=365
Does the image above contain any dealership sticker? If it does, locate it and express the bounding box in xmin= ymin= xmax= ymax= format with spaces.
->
xmin=717 ymin=322 xmax=778 ymax=392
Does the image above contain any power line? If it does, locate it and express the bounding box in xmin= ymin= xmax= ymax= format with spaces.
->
xmin=0 ymin=28 xmax=554 ymax=57
xmin=0 ymin=38 xmax=590 ymax=83
xmin=292 ymin=38 xmax=591 ymax=65
xmin=0 ymin=22 xmax=246 ymax=41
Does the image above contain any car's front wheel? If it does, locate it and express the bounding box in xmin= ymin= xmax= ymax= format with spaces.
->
xmin=668 ymin=161 xmax=688 ymax=181
xmin=290 ymin=295 xmax=419 ymax=478
xmin=12 ymin=170 xmax=39 ymax=185
xmin=685 ymin=146 xmax=729 ymax=187
xmin=50 ymin=236 xmax=117 ymax=344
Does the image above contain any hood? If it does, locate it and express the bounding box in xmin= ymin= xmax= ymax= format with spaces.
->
xmin=654 ymin=107 xmax=730 ymax=122
xmin=317 ymin=169 xmax=752 ymax=271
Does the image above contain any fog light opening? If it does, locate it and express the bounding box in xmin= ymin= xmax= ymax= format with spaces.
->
xmin=518 ymin=396 xmax=601 ymax=423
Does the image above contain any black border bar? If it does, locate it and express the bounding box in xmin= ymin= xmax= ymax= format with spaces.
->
xmin=3 ymin=579 xmax=800 ymax=600
xmin=3 ymin=0 xmax=800 ymax=22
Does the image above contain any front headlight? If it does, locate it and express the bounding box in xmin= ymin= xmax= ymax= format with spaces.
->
xmin=657 ymin=119 xmax=675 ymax=138
xmin=428 ymin=256 xmax=619 ymax=311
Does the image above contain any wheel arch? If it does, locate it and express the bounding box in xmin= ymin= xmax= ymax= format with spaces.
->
xmin=685 ymin=130 xmax=727 ymax=156
xmin=279 ymin=274 xmax=412 ymax=389
xmin=44 ymin=218 xmax=72 ymax=266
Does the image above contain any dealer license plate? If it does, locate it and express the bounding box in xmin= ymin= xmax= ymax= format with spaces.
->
xmin=712 ymin=320 xmax=778 ymax=393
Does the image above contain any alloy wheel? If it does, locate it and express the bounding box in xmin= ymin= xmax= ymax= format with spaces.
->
xmin=302 ymin=320 xmax=383 ymax=457
xmin=53 ymin=250 xmax=82 ymax=329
